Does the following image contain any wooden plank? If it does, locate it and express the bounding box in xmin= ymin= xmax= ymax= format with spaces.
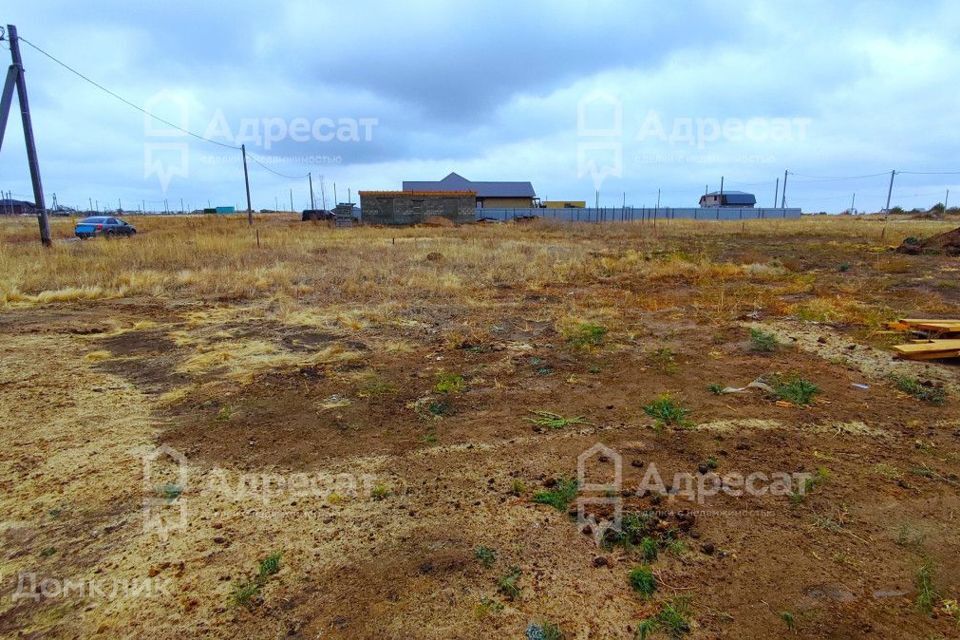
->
xmin=900 ymin=318 xmax=960 ymax=324
xmin=910 ymin=324 xmax=960 ymax=333
xmin=895 ymin=350 xmax=960 ymax=361
xmin=892 ymin=340 xmax=960 ymax=353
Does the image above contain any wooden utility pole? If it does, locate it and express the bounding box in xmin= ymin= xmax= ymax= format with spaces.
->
xmin=1 ymin=25 xmax=51 ymax=246
xmin=241 ymin=143 xmax=252 ymax=224
xmin=884 ymin=169 xmax=896 ymax=212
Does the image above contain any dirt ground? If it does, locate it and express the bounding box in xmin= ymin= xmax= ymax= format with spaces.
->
xmin=1 ymin=215 xmax=959 ymax=639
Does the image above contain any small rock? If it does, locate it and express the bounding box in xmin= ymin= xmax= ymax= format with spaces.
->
xmin=592 ymin=556 xmax=609 ymax=568
xmin=631 ymin=460 xmax=644 ymax=468
xmin=701 ymin=542 xmax=716 ymax=555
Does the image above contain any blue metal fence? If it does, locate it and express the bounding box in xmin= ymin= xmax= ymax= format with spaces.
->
xmin=475 ymin=206 xmax=802 ymax=223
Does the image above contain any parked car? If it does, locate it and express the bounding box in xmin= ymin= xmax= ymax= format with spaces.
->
xmin=74 ymin=216 xmax=137 ymax=239
xmin=301 ymin=209 xmax=334 ymax=221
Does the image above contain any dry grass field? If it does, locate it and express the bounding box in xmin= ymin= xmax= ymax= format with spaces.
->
xmin=2 ymin=214 xmax=959 ymax=639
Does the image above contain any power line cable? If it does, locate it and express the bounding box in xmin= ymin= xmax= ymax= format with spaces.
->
xmin=787 ymin=171 xmax=889 ymax=182
xmin=16 ymin=36 xmax=240 ymax=150
xmin=246 ymin=153 xmax=309 ymax=179
xmin=898 ymin=170 xmax=960 ymax=176
xmin=18 ymin=33 xmax=316 ymax=188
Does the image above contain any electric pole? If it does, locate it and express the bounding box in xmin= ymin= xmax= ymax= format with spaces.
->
xmin=308 ymin=172 xmax=315 ymax=210
xmin=241 ymin=143 xmax=252 ymax=225
xmin=2 ymin=25 xmax=51 ymax=245
xmin=781 ymin=170 xmax=788 ymax=208
xmin=289 ymin=189 xmax=293 ymax=213
xmin=884 ymin=169 xmax=896 ymax=212
xmin=773 ymin=177 xmax=779 ymax=208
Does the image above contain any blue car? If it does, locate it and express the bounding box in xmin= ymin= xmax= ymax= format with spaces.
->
xmin=74 ymin=216 xmax=137 ymax=239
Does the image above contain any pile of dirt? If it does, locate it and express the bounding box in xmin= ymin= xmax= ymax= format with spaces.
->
xmin=420 ymin=215 xmax=455 ymax=227
xmin=897 ymin=226 xmax=960 ymax=255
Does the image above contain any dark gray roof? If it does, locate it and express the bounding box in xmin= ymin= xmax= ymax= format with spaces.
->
xmin=403 ymin=172 xmax=536 ymax=198
xmin=702 ymin=190 xmax=756 ymax=205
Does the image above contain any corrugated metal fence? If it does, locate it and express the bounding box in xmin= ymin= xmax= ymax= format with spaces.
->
xmin=475 ymin=207 xmax=802 ymax=223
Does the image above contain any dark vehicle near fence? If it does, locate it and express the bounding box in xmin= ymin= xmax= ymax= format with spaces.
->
xmin=302 ymin=209 xmax=334 ymax=221
xmin=74 ymin=216 xmax=137 ymax=239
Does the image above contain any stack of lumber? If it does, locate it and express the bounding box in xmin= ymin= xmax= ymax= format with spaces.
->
xmin=890 ymin=318 xmax=960 ymax=360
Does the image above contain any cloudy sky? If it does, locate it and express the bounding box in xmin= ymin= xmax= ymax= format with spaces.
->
xmin=2 ymin=0 xmax=959 ymax=213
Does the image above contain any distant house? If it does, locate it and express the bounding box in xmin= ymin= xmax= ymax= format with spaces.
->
xmin=699 ymin=191 xmax=756 ymax=208
xmin=0 ymin=198 xmax=37 ymax=215
xmin=543 ymin=200 xmax=586 ymax=209
xmin=403 ymin=172 xmax=537 ymax=208
xmin=359 ymin=191 xmax=476 ymax=226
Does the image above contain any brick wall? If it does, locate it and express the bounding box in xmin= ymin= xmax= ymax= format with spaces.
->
xmin=359 ymin=193 xmax=476 ymax=225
